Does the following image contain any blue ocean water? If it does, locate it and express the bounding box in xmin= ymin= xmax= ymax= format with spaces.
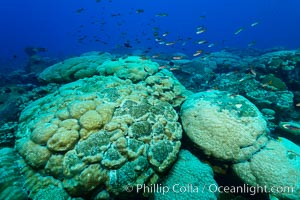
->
xmin=1 ymin=0 xmax=300 ymax=69
xmin=1 ymin=1 xmax=300 ymax=200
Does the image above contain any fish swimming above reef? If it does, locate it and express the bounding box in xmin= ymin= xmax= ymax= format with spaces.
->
xmin=165 ymin=42 xmax=176 ymax=46
xmin=136 ymin=9 xmax=144 ymax=14
xmin=172 ymin=56 xmax=184 ymax=60
xmin=111 ymin=13 xmax=121 ymax=17
xmin=196 ymin=27 xmax=206 ymax=34
xmin=251 ymin=21 xmax=259 ymax=27
xmin=207 ymin=43 xmax=215 ymax=48
xmin=234 ymin=27 xmax=245 ymax=35
xmin=193 ymin=50 xmax=203 ymax=56
xmin=155 ymin=13 xmax=168 ymax=17
xmin=162 ymin=32 xmax=169 ymax=37
xmin=76 ymin=8 xmax=85 ymax=13
xmin=196 ymin=40 xmax=207 ymax=45
xmin=124 ymin=41 xmax=132 ymax=48
xmin=248 ymin=40 xmax=256 ymax=47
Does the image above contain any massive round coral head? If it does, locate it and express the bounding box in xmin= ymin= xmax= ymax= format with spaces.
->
xmin=15 ymin=75 xmax=182 ymax=199
xmin=180 ymin=90 xmax=268 ymax=162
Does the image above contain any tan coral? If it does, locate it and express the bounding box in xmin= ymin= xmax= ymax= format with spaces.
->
xmin=68 ymin=100 xmax=96 ymax=119
xmin=30 ymin=122 xmax=58 ymax=144
xmin=79 ymin=110 xmax=104 ymax=130
xmin=15 ymin=74 xmax=186 ymax=199
xmin=59 ymin=118 xmax=80 ymax=130
xmin=16 ymin=139 xmax=51 ymax=168
xmin=47 ymin=128 xmax=79 ymax=151
xmin=44 ymin=154 xmax=64 ymax=178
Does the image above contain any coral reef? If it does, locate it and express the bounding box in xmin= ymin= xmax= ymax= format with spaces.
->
xmin=0 ymin=83 xmax=59 ymax=125
xmin=0 ymin=148 xmax=27 ymax=200
xmin=251 ymin=50 xmax=300 ymax=72
xmin=246 ymin=90 xmax=294 ymax=112
xmin=2 ymin=49 xmax=299 ymax=200
xmin=180 ymin=90 xmax=268 ymax=162
xmin=204 ymin=51 xmax=249 ymax=72
xmin=210 ymin=72 xmax=294 ymax=112
xmin=261 ymin=74 xmax=287 ymax=91
xmin=250 ymin=50 xmax=300 ymax=90
xmin=232 ymin=137 xmax=300 ymax=200
xmin=97 ymin=55 xmax=159 ymax=83
xmin=15 ymin=75 xmax=183 ymax=199
xmin=38 ymin=52 xmax=112 ymax=83
xmin=0 ymin=122 xmax=18 ymax=147
xmin=151 ymin=150 xmax=219 ymax=200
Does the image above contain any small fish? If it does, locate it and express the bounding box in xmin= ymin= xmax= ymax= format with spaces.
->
xmin=196 ymin=28 xmax=206 ymax=34
xmin=175 ymin=95 xmax=186 ymax=99
xmin=197 ymin=40 xmax=207 ymax=44
xmin=193 ymin=50 xmax=203 ymax=57
xmin=234 ymin=27 xmax=245 ymax=35
xmin=199 ymin=15 xmax=206 ymax=19
xmin=136 ymin=9 xmax=144 ymax=14
xmin=159 ymin=76 xmax=170 ymax=80
xmin=250 ymin=68 xmax=257 ymax=76
xmin=111 ymin=13 xmax=121 ymax=17
xmin=238 ymin=77 xmax=246 ymax=82
xmin=172 ymin=56 xmax=184 ymax=60
xmin=282 ymin=123 xmax=300 ymax=131
xmin=207 ymin=43 xmax=215 ymax=48
xmin=196 ymin=30 xmax=206 ymax=34
xmin=159 ymin=65 xmax=168 ymax=69
xmin=155 ymin=13 xmax=168 ymax=17
xmin=296 ymin=103 xmax=300 ymax=107
xmin=251 ymin=21 xmax=259 ymax=27
xmin=169 ymin=66 xmax=180 ymax=71
xmin=124 ymin=41 xmax=132 ymax=48
xmin=152 ymin=54 xmax=160 ymax=58
xmin=162 ymin=32 xmax=169 ymax=37
xmin=139 ymin=56 xmax=149 ymax=60
xmin=165 ymin=42 xmax=175 ymax=46
xmin=76 ymin=8 xmax=85 ymax=13
xmin=196 ymin=26 xmax=205 ymax=30
xmin=248 ymin=40 xmax=256 ymax=47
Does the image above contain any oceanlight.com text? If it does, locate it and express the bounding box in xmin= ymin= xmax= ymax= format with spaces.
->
xmin=208 ymin=184 xmax=295 ymax=195
xmin=125 ymin=183 xmax=295 ymax=196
